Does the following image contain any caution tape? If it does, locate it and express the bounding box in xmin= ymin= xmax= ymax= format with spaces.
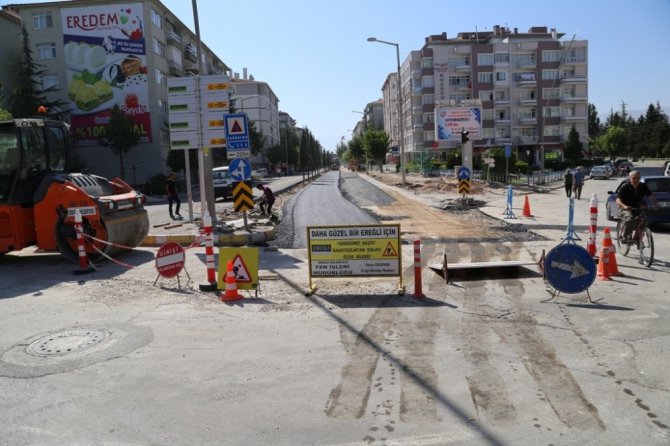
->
xmin=89 ymin=243 xmax=136 ymax=269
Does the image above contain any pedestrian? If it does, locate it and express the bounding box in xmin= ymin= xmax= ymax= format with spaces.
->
xmin=572 ymin=167 xmax=584 ymax=200
xmin=256 ymin=183 xmax=275 ymax=216
xmin=166 ymin=171 xmax=181 ymax=219
xmin=563 ymin=169 xmax=573 ymax=198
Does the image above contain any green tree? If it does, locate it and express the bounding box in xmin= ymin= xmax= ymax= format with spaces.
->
xmin=587 ymin=103 xmax=601 ymax=139
xmin=599 ymin=126 xmax=626 ymax=159
xmin=0 ymin=106 xmax=11 ymax=120
xmin=363 ymin=128 xmax=391 ymax=170
xmin=347 ymin=134 xmax=365 ymax=169
xmin=563 ymin=126 xmax=583 ymax=163
xmin=102 ymin=105 xmax=140 ymax=180
xmin=9 ymin=26 xmax=65 ymax=119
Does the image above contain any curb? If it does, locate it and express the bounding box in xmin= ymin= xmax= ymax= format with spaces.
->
xmin=141 ymin=226 xmax=276 ymax=247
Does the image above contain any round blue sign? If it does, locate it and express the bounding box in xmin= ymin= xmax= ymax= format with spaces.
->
xmin=544 ymin=244 xmax=596 ymax=294
xmin=457 ymin=166 xmax=471 ymax=180
xmin=229 ymin=158 xmax=251 ymax=181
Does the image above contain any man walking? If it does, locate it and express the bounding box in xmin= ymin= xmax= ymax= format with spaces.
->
xmin=572 ymin=168 xmax=584 ymax=200
xmin=563 ymin=169 xmax=573 ymax=198
xmin=166 ymin=172 xmax=181 ymax=219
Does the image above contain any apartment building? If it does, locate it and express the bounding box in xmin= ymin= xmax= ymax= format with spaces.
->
xmin=352 ymin=99 xmax=384 ymax=137
xmin=3 ymin=0 xmax=236 ymax=185
xmin=0 ymin=8 xmax=21 ymax=110
xmin=379 ymin=26 xmax=588 ymax=166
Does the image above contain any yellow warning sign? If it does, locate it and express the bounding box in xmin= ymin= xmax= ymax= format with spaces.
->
xmin=383 ymin=242 xmax=398 ymax=257
xmin=217 ymin=247 xmax=259 ymax=290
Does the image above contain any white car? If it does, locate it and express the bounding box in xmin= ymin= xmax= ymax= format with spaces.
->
xmin=590 ymin=165 xmax=611 ymax=179
xmin=252 ymin=168 xmax=268 ymax=179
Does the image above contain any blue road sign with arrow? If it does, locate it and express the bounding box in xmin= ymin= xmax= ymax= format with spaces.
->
xmin=229 ymin=158 xmax=251 ymax=181
xmin=544 ymin=244 xmax=596 ymax=294
xmin=457 ymin=166 xmax=471 ymax=180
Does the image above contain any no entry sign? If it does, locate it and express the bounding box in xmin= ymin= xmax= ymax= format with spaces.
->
xmin=155 ymin=242 xmax=185 ymax=278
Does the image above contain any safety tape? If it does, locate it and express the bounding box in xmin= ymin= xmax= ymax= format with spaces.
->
xmin=90 ymin=243 xmax=136 ymax=269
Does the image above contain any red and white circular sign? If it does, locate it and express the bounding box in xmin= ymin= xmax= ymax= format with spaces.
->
xmin=155 ymin=242 xmax=185 ymax=278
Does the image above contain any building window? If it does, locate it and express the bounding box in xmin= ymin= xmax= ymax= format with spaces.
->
xmin=543 ymin=106 xmax=560 ymax=117
xmin=151 ymin=9 xmax=162 ymax=28
xmin=542 ymin=69 xmax=559 ymax=80
xmin=422 ymin=94 xmax=434 ymax=105
xmin=36 ymin=42 xmax=56 ymax=60
xmin=495 ymin=71 xmax=507 ymax=82
xmin=32 ymin=11 xmax=53 ymax=29
xmin=479 ymin=72 xmax=493 ymax=83
xmin=153 ymin=38 xmax=165 ymax=57
xmin=449 ymin=93 xmax=471 ymax=103
xmin=424 ymin=130 xmax=434 ymax=141
xmin=482 ymin=109 xmax=495 ymax=121
xmin=422 ymin=76 xmax=434 ymax=88
xmin=40 ymin=74 xmax=59 ymax=90
xmin=421 ymin=57 xmax=433 ymax=69
xmin=160 ymin=129 xmax=170 ymax=147
xmin=157 ymin=98 xmax=167 ymax=114
xmin=478 ymin=53 xmax=493 ymax=66
xmin=544 ymin=126 xmax=560 ymax=136
xmin=448 ymin=75 xmax=470 ymax=86
xmin=155 ymin=68 xmax=166 ymax=85
xmin=542 ymin=50 xmax=560 ymax=63
xmin=542 ymin=88 xmax=560 ymax=99
xmin=494 ymin=52 xmax=509 ymax=64
xmin=495 ymin=91 xmax=506 ymax=102
xmin=479 ymin=90 xmax=494 ymax=101
xmin=482 ymin=128 xmax=495 ymax=138
xmin=423 ymin=112 xmax=434 ymax=123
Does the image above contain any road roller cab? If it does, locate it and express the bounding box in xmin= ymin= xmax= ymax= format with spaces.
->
xmin=0 ymin=118 xmax=149 ymax=260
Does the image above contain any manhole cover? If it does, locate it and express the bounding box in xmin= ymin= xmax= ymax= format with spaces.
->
xmin=26 ymin=328 xmax=110 ymax=357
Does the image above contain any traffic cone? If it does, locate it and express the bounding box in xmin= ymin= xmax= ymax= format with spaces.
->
xmin=586 ymin=230 xmax=596 ymax=257
xmin=522 ymin=194 xmax=533 ymax=217
xmin=220 ymin=261 xmax=243 ymax=302
xmin=602 ymin=227 xmax=623 ymax=276
xmin=597 ymin=245 xmax=611 ymax=280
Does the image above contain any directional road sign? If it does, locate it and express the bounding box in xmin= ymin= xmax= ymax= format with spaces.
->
xmin=229 ymin=158 xmax=252 ymax=182
xmin=544 ymin=244 xmax=596 ymax=294
xmin=457 ymin=166 xmax=471 ymax=180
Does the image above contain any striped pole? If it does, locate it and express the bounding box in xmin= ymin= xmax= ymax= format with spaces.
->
xmin=588 ymin=194 xmax=598 ymax=256
xmin=413 ymin=240 xmax=425 ymax=298
xmin=73 ymin=209 xmax=94 ymax=274
xmin=198 ymin=211 xmax=218 ymax=291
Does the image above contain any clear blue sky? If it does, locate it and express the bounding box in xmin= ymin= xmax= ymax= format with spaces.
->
xmin=9 ymin=0 xmax=670 ymax=152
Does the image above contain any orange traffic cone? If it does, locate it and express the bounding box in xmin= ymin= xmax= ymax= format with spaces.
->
xmin=522 ymin=194 xmax=533 ymax=217
xmin=597 ymin=245 xmax=611 ymax=280
xmin=602 ymin=227 xmax=623 ymax=276
xmin=220 ymin=261 xmax=243 ymax=302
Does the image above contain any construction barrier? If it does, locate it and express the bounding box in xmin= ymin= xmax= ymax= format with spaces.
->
xmin=73 ymin=209 xmax=95 ymax=275
xmin=220 ymin=260 xmax=243 ymax=302
xmin=413 ymin=240 xmax=425 ymax=298
xmin=522 ymin=194 xmax=533 ymax=217
xmin=602 ymin=227 xmax=622 ymax=276
xmin=587 ymin=194 xmax=598 ymax=256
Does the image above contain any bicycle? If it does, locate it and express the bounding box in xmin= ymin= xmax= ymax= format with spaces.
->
xmin=615 ymin=208 xmax=654 ymax=267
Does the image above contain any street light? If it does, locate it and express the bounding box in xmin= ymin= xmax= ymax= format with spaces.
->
xmin=367 ymin=36 xmax=405 ymax=186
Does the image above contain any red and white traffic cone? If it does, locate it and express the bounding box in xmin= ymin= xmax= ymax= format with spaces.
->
xmin=199 ymin=212 xmax=218 ymax=291
xmin=588 ymin=194 xmax=598 ymax=256
xmin=220 ymin=261 xmax=243 ymax=302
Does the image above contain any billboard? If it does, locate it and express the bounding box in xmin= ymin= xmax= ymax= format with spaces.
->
xmin=61 ymin=4 xmax=151 ymax=145
xmin=435 ymin=107 xmax=481 ymax=142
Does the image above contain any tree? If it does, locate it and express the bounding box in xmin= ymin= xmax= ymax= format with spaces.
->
xmin=102 ymin=105 xmax=140 ymax=180
xmin=598 ymin=126 xmax=626 ymax=159
xmin=9 ymin=26 xmax=65 ymax=119
xmin=347 ymin=134 xmax=365 ymax=169
xmin=563 ymin=126 xmax=583 ymax=163
xmin=587 ymin=103 xmax=601 ymax=139
xmin=362 ymin=128 xmax=391 ymax=170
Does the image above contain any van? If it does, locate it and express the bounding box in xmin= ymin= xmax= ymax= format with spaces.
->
xmin=212 ymin=166 xmax=231 ymax=199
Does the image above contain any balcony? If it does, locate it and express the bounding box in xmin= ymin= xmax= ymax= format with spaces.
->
xmin=167 ymin=31 xmax=182 ymax=48
xmin=184 ymin=43 xmax=197 ymax=62
xmin=561 ymin=94 xmax=587 ymax=103
xmin=560 ymin=75 xmax=587 ymax=83
xmin=168 ymin=60 xmax=183 ymax=76
xmin=183 ymin=59 xmax=199 ymax=74
xmin=562 ymin=114 xmax=587 ymax=122
xmin=564 ymin=55 xmax=586 ymax=64
xmin=517 ymin=116 xmax=537 ymax=124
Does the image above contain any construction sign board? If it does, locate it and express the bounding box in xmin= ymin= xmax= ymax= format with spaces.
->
xmin=217 ymin=247 xmax=259 ymax=290
xmin=307 ymin=224 xmax=401 ymax=277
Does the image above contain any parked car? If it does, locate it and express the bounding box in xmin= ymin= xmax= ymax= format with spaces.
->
xmin=212 ymin=166 xmax=232 ymax=199
xmin=590 ymin=165 xmax=612 ymax=179
xmin=252 ymin=168 xmax=268 ymax=179
xmin=605 ymin=175 xmax=670 ymax=224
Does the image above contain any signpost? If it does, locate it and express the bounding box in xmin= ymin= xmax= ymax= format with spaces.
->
xmin=224 ymin=113 xmax=251 ymax=158
xmin=543 ymin=244 xmax=598 ymax=303
xmin=154 ymin=242 xmax=190 ymax=288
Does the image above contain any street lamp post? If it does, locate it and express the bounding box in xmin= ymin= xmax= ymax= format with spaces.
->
xmin=367 ymin=37 xmax=405 ymax=186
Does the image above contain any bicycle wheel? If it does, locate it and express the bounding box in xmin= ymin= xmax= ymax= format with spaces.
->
xmin=639 ymin=227 xmax=654 ymax=267
xmin=616 ymin=221 xmax=630 ymax=256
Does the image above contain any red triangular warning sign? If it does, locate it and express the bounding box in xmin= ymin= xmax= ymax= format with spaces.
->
xmin=383 ymin=242 xmax=398 ymax=257
xmin=231 ymin=120 xmax=243 ymax=133
xmin=231 ymin=255 xmax=251 ymax=282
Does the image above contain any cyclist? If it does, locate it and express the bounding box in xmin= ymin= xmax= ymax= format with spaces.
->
xmin=615 ymin=170 xmax=657 ymax=241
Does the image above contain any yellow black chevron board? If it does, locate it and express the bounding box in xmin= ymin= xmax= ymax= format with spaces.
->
xmin=233 ymin=181 xmax=254 ymax=212
xmin=458 ymin=179 xmax=471 ymax=194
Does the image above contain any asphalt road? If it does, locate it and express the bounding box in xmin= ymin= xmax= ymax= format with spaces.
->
xmin=1 ymin=162 xmax=669 ymax=445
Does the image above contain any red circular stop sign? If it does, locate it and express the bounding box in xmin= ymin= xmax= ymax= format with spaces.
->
xmin=155 ymin=242 xmax=185 ymax=278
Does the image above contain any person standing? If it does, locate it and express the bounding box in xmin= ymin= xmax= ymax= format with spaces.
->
xmin=563 ymin=169 xmax=573 ymax=198
xmin=572 ymin=168 xmax=584 ymax=200
xmin=166 ymin=172 xmax=181 ymax=219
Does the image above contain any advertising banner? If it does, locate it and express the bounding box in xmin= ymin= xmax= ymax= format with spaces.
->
xmin=435 ymin=107 xmax=481 ymax=142
xmin=61 ymin=3 xmax=151 ymax=145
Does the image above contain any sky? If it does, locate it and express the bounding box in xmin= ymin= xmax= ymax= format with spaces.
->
xmin=7 ymin=0 xmax=670 ymax=152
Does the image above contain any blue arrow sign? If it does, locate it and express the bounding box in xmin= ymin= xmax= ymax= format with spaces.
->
xmin=457 ymin=166 xmax=471 ymax=180
xmin=544 ymin=244 xmax=596 ymax=294
xmin=229 ymin=158 xmax=251 ymax=181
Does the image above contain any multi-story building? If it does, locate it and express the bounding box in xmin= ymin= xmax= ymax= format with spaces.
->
xmin=2 ymin=1 xmax=282 ymax=186
xmin=352 ymin=99 xmax=384 ymax=137
xmin=229 ymin=72 xmax=280 ymax=168
xmin=379 ymin=26 xmax=588 ymax=166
